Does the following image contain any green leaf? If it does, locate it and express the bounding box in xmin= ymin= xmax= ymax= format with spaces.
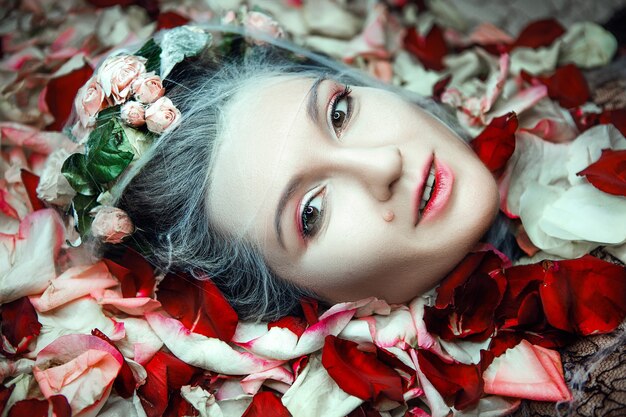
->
xmin=72 ymin=193 xmax=98 ymax=236
xmin=85 ymin=119 xmax=134 ymax=184
xmin=136 ymin=38 xmax=162 ymax=74
xmin=96 ymin=105 xmax=121 ymax=128
xmin=62 ymin=153 xmax=98 ymax=196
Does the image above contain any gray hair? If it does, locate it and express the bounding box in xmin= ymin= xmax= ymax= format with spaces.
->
xmin=111 ymin=30 xmax=468 ymax=321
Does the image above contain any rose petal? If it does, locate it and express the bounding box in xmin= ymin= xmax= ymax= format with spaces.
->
xmin=0 ymin=209 xmax=64 ymax=304
xmin=416 ymin=349 xmax=483 ymax=410
xmin=521 ymin=64 xmax=590 ymax=108
xmin=7 ymin=395 xmax=71 ymax=417
xmin=156 ymin=273 xmax=238 ymax=342
xmin=241 ymin=391 xmax=290 ymax=417
xmin=321 ymin=335 xmax=403 ymax=403
xmin=282 ymin=354 xmax=363 ymax=417
xmin=240 ymin=366 xmax=295 ymax=395
xmin=30 ymin=262 xmax=118 ymax=312
xmin=0 ymin=297 xmax=41 ymax=357
xmin=577 ymin=149 xmax=626 ymax=196
xmin=510 ymin=19 xmax=565 ymax=50
xmin=403 ymin=24 xmax=448 ymax=71
xmin=45 ymin=63 xmax=93 ymax=131
xmin=471 ymin=112 xmax=518 ymax=175
xmin=483 ymin=340 xmax=571 ymax=401
xmin=539 ymin=256 xmax=626 ymax=335
xmin=137 ymin=351 xmax=199 ymax=417
xmin=145 ymin=311 xmax=284 ymax=374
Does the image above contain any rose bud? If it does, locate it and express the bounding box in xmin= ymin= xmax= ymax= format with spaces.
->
xmin=243 ymin=11 xmax=285 ymax=45
xmin=91 ymin=206 xmax=134 ymax=244
xmin=132 ymin=73 xmax=165 ymax=104
xmin=120 ymin=101 xmax=146 ymax=127
xmin=97 ymin=55 xmax=147 ymax=105
xmin=74 ymin=77 xmax=105 ymax=127
xmin=145 ymin=96 xmax=182 ymax=134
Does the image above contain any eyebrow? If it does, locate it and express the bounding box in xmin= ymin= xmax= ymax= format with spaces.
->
xmin=274 ymin=76 xmax=326 ymax=249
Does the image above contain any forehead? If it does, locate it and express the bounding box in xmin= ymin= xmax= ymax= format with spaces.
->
xmin=207 ymin=76 xmax=315 ymax=240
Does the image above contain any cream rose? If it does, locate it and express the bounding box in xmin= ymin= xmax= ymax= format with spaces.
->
xmin=132 ymin=73 xmax=165 ymax=104
xmin=120 ymin=101 xmax=145 ymax=127
xmin=145 ymin=96 xmax=181 ymax=134
xmin=91 ymin=206 xmax=134 ymax=244
xmin=74 ymin=77 xmax=105 ymax=127
xmin=97 ymin=55 xmax=147 ymax=105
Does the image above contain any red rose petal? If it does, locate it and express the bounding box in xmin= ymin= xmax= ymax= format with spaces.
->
xmin=417 ymin=349 xmax=483 ymax=410
xmin=511 ymin=19 xmax=565 ymax=50
xmin=20 ymin=170 xmax=45 ymax=211
xmin=241 ymin=392 xmax=291 ymax=417
xmin=570 ymin=108 xmax=626 ymax=137
xmin=471 ymin=112 xmax=518 ymax=176
xmin=157 ymin=11 xmax=191 ymax=30
xmin=300 ymin=297 xmax=319 ymax=325
xmin=7 ymin=395 xmax=71 ymax=417
xmin=268 ymin=316 xmax=307 ymax=338
xmin=425 ymin=249 xmax=507 ymax=341
xmin=521 ymin=65 xmax=590 ymax=108
xmin=322 ymin=335 xmax=403 ymax=403
xmin=45 ymin=64 xmax=93 ymax=131
xmin=403 ymin=24 xmax=448 ymax=71
xmin=104 ymin=248 xmax=155 ymax=298
xmin=0 ymin=385 xmax=14 ymax=414
xmin=432 ymin=74 xmax=452 ymax=102
xmin=577 ymin=149 xmax=626 ymax=196
xmin=138 ymin=351 xmax=199 ymax=417
xmin=158 ymin=273 xmax=238 ymax=341
xmin=539 ymin=256 xmax=626 ymax=335
xmin=0 ymin=297 xmax=41 ymax=357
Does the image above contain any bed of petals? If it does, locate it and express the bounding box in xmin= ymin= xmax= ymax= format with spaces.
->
xmin=1 ymin=1 xmax=626 ymax=417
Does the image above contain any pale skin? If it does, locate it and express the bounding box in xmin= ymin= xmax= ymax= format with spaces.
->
xmin=208 ymin=76 xmax=500 ymax=304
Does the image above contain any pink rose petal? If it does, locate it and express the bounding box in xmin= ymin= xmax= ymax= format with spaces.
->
xmin=30 ymin=262 xmax=118 ymax=312
xmin=483 ymin=339 xmax=571 ymax=401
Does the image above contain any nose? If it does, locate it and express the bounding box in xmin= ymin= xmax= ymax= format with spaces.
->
xmin=332 ymin=146 xmax=403 ymax=201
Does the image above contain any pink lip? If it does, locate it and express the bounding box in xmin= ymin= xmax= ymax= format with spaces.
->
xmin=413 ymin=154 xmax=434 ymax=226
xmin=420 ymin=159 xmax=454 ymax=223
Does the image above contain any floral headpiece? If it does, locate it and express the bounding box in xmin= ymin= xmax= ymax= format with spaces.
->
xmin=62 ymin=17 xmax=285 ymax=244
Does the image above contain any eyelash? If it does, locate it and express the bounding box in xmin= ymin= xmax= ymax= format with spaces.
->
xmin=329 ymin=85 xmax=352 ymax=137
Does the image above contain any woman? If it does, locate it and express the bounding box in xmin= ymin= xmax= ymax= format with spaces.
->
xmin=111 ymin=30 xmax=503 ymax=322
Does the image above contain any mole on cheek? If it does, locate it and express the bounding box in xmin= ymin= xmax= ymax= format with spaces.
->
xmin=382 ymin=210 xmax=395 ymax=222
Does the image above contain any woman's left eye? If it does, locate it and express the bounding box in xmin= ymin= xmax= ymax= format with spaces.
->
xmin=300 ymin=189 xmax=325 ymax=239
xmin=330 ymin=86 xmax=352 ymax=136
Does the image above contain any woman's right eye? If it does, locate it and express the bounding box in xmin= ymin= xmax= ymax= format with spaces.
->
xmin=329 ymin=85 xmax=352 ymax=137
xmin=300 ymin=189 xmax=325 ymax=239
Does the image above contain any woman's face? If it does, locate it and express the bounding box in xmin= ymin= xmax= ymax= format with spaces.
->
xmin=208 ymin=76 xmax=499 ymax=303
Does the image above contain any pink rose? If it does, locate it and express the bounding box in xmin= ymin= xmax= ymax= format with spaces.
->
xmin=97 ymin=55 xmax=147 ymax=105
xmin=243 ymin=11 xmax=285 ymax=45
xmin=132 ymin=73 xmax=165 ymax=104
xmin=120 ymin=101 xmax=145 ymax=127
xmin=74 ymin=77 xmax=105 ymax=127
xmin=145 ymin=96 xmax=181 ymax=134
xmin=91 ymin=206 xmax=134 ymax=244
xmin=33 ymin=334 xmax=124 ymax=417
